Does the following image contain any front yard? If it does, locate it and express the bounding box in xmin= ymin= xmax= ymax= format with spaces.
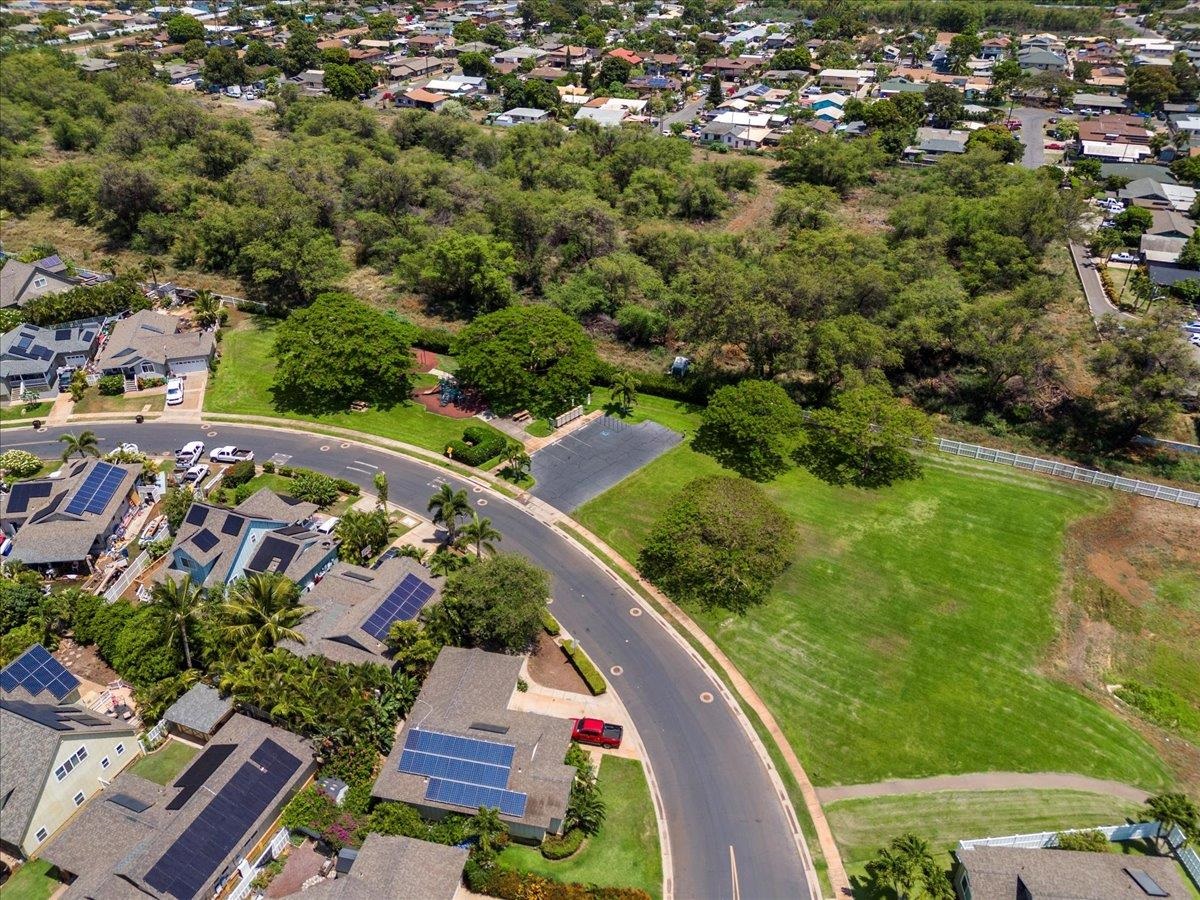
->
xmin=73 ymin=387 xmax=165 ymax=416
xmin=0 ymin=401 xmax=52 ymax=422
xmin=497 ymin=756 xmax=662 ymax=899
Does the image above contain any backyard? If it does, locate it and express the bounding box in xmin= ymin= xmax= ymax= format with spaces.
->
xmin=0 ymin=860 xmax=61 ymax=900
xmin=576 ymin=440 xmax=1172 ymax=791
xmin=128 ymin=739 xmax=198 ymax=785
xmin=204 ymin=318 xmax=501 ymax=454
xmin=498 ymin=756 xmax=662 ymax=899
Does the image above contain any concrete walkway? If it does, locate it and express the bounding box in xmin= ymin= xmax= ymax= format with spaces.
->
xmin=816 ymin=772 xmax=1152 ymax=805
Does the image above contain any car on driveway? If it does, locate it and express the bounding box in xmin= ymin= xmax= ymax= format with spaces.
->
xmin=571 ymin=717 xmax=624 ymax=749
xmin=165 ymin=378 xmax=184 ymax=405
xmin=209 ymin=446 xmax=254 ymax=463
xmin=182 ymin=464 xmax=210 ymax=484
xmin=176 ymin=441 xmax=204 ymax=467
xmin=1110 ymin=252 xmax=1139 ymax=264
xmin=1045 ymin=141 xmax=1064 ymax=150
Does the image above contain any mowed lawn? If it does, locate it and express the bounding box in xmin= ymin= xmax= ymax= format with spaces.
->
xmin=0 ymin=860 xmax=62 ymax=900
xmin=204 ymin=320 xmax=498 ymax=453
xmin=498 ymin=756 xmax=662 ymax=899
xmin=128 ymin=739 xmax=198 ymax=785
xmin=576 ymin=443 xmax=1171 ymax=789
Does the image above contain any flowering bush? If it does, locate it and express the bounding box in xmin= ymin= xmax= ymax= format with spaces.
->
xmin=0 ymin=450 xmax=42 ymax=478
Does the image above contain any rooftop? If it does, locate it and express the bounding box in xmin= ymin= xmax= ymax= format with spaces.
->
xmin=162 ymin=683 xmax=234 ymax=736
xmin=302 ymin=834 xmax=468 ymax=900
xmin=955 ymin=845 xmax=1190 ymax=900
xmin=94 ymin=309 xmax=214 ymax=371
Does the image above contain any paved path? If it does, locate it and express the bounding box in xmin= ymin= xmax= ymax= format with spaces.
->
xmin=1015 ymin=106 xmax=1052 ymax=169
xmin=1068 ymin=241 xmax=1133 ymax=325
xmin=816 ymin=772 xmax=1152 ymax=804
xmin=4 ymin=420 xmax=817 ymax=900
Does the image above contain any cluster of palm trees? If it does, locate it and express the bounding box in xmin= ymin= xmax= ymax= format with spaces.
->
xmin=864 ymin=833 xmax=953 ymax=900
xmin=425 ymin=483 xmax=502 ymax=568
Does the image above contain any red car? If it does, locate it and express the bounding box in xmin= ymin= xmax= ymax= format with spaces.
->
xmin=571 ymin=717 xmax=624 ymax=749
xmin=1045 ymin=141 xmax=1064 ymax=150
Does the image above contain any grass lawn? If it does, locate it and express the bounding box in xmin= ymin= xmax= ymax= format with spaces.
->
xmin=205 ymin=321 xmax=498 ymax=454
xmin=576 ymin=443 xmax=1171 ymax=790
xmin=585 ymin=387 xmax=703 ymax=436
xmin=73 ymin=388 xmax=165 ymax=415
xmin=128 ymin=739 xmax=198 ymax=785
xmin=0 ymin=860 xmax=62 ymax=900
xmin=525 ymin=418 xmax=553 ymax=438
xmin=0 ymin=401 xmax=52 ymax=422
xmin=498 ymin=756 xmax=662 ymax=899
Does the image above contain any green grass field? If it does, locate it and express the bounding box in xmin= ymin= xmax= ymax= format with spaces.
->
xmin=0 ymin=401 xmax=52 ymax=422
xmin=204 ymin=321 xmax=500 ymax=453
xmin=498 ymin=756 xmax=662 ymax=899
xmin=128 ymin=739 xmax=198 ymax=785
xmin=1 ymin=860 xmax=61 ymax=900
xmin=576 ymin=443 xmax=1171 ymax=790
xmin=73 ymin=388 xmax=164 ymax=415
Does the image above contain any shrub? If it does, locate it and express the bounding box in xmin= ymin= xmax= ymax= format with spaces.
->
xmin=562 ymin=639 xmax=606 ymax=695
xmin=222 ymin=459 xmax=256 ymax=488
xmin=262 ymin=461 xmax=276 ymax=473
xmin=0 ymin=450 xmax=43 ymax=478
xmin=290 ymin=471 xmax=339 ymax=506
xmin=1055 ymin=829 xmax=1110 ymax=852
xmin=412 ymin=323 xmax=456 ymax=353
xmin=282 ymin=785 xmax=340 ymax=834
xmin=1115 ymin=680 xmax=1200 ymax=733
xmin=540 ymin=608 xmax=561 ymax=636
xmin=516 ymin=677 xmax=529 ymax=693
xmin=98 ymin=375 xmax=125 ymax=395
xmin=540 ymin=828 xmax=585 ymax=860
xmin=464 ymin=861 xmax=651 ymax=900
xmin=445 ymin=425 xmax=507 ymax=467
xmin=137 ymin=375 xmax=166 ymax=390
xmin=278 ymin=465 xmax=294 ymax=477
xmin=334 ymin=477 xmax=360 ymax=496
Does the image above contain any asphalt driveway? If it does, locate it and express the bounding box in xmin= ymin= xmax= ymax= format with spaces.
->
xmin=530 ymin=416 xmax=682 ymax=512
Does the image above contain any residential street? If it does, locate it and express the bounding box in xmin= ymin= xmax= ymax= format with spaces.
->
xmin=661 ymin=94 xmax=704 ymax=133
xmin=1015 ymin=106 xmax=1052 ymax=170
xmin=3 ymin=422 xmax=814 ymax=900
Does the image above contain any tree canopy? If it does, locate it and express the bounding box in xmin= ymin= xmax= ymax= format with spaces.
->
xmin=424 ymin=553 xmax=548 ymax=653
xmin=693 ymin=380 xmax=805 ymax=481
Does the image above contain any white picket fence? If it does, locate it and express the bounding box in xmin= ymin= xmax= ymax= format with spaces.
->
xmin=957 ymin=821 xmax=1200 ymax=890
xmin=103 ymin=550 xmax=149 ymax=603
xmin=225 ymin=826 xmax=290 ymax=900
xmin=932 ymin=438 xmax=1200 ymax=508
xmin=138 ymin=719 xmax=168 ymax=752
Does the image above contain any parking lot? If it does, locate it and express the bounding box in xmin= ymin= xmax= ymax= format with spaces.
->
xmin=530 ymin=415 xmax=682 ymax=512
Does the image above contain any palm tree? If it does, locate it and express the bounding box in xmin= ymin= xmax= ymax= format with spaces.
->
xmin=335 ymin=510 xmax=376 ymax=562
xmin=865 ymin=846 xmax=917 ymax=900
xmin=191 ymin=290 xmax=222 ymax=328
xmin=396 ymin=545 xmax=429 ymax=564
xmin=471 ymin=806 xmax=506 ymax=855
xmin=373 ymin=472 xmax=389 ymax=508
xmin=427 ymin=484 xmax=470 ymax=544
xmin=139 ymin=257 xmax=161 ymax=289
xmin=1145 ymin=792 xmax=1200 ymax=852
xmin=221 ymin=573 xmax=313 ymax=655
xmin=59 ymin=430 xmax=101 ymax=462
xmin=501 ymin=444 xmax=531 ymax=483
xmin=566 ymin=785 xmax=607 ymax=835
xmin=459 ymin=512 xmax=501 ymax=559
xmin=429 ymin=547 xmax=470 ymax=578
xmin=149 ymin=575 xmax=205 ymax=669
xmin=98 ymin=257 xmax=119 ymax=279
xmin=31 ymin=593 xmax=69 ymax=646
xmin=611 ymin=372 xmax=638 ymax=414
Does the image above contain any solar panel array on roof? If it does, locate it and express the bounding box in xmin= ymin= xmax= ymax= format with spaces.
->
xmin=184 ymin=504 xmax=209 ymax=527
xmin=361 ymin=574 xmax=435 ymax=640
xmin=400 ymin=729 xmax=527 ymax=818
xmin=191 ymin=529 xmax=219 ymax=552
xmin=246 ymin=534 xmax=299 ymax=575
xmin=6 ymin=481 xmax=53 ymax=514
xmin=108 ymin=793 xmax=153 ymax=814
xmin=146 ymin=739 xmax=302 ymax=899
xmin=64 ymin=462 xmax=127 ymax=516
xmin=425 ymin=777 xmax=528 ymax=818
xmin=55 ymin=329 xmax=71 ymax=341
xmin=1 ymin=644 xmax=80 ymax=701
xmin=166 ymin=743 xmax=236 ymax=811
xmin=0 ymin=700 xmax=74 ymax=730
xmin=221 ymin=514 xmax=245 ymax=537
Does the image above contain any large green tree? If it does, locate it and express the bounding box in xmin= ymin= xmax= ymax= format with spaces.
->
xmin=423 ymin=553 xmax=549 ymax=653
xmin=453 ymin=306 xmax=597 ymax=417
xmin=639 ymin=475 xmax=796 ymax=613
xmin=166 ymin=14 xmax=206 ymax=44
xmin=272 ymin=292 xmax=414 ymax=413
xmin=237 ymin=226 xmax=348 ymax=312
xmin=408 ymin=230 xmax=517 ymax=317
xmin=693 ymin=380 xmax=804 ymax=481
xmin=1126 ymin=66 xmax=1176 ymax=111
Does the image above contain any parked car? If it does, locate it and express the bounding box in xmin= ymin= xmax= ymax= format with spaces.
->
xmin=209 ymin=446 xmax=254 ymax=463
xmin=165 ymin=378 xmax=184 ymax=405
xmin=1045 ymin=141 xmax=1064 ymax=150
xmin=176 ymin=441 xmax=204 ymax=467
xmin=1100 ymin=219 xmax=1116 ymax=228
xmin=1057 ymin=107 xmax=1073 ymax=115
xmin=1110 ymin=252 xmax=1139 ymax=264
xmin=116 ymin=442 xmax=139 ymax=454
xmin=1184 ymin=321 xmax=1200 ymax=333
xmin=182 ymin=464 xmax=210 ymax=484
xmin=1191 ymin=334 xmax=1200 ymax=347
xmin=570 ymin=718 xmax=624 ymax=749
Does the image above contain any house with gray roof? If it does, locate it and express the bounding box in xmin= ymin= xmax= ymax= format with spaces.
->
xmin=39 ymin=713 xmax=315 ymax=900
xmin=153 ymin=490 xmax=335 ymax=592
xmin=0 ymin=698 xmax=139 ymax=858
xmin=0 ymin=459 xmax=141 ymax=572
xmin=1 ymin=321 xmax=101 ymax=398
xmin=161 ymin=683 xmax=234 ymax=743
xmin=1018 ymin=48 xmax=1067 ymax=73
xmin=373 ymin=647 xmax=576 ymax=843
xmin=278 ymin=557 xmax=442 ymax=667
xmin=0 ymin=259 xmax=77 ymax=309
xmin=953 ymin=845 xmax=1189 ymax=899
xmin=94 ymin=309 xmax=215 ymax=381
xmin=302 ymin=834 xmax=468 ymax=900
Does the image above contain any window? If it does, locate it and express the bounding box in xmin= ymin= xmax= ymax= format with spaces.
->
xmin=54 ymin=746 xmax=90 ymax=780
xmin=35 ymin=828 xmax=48 ymax=843
xmin=33 ymin=277 xmax=48 ymax=289
xmin=101 ymin=756 xmax=110 ymax=770
xmin=73 ymin=792 xmax=85 ymax=807
xmin=77 ymin=746 xmax=87 ymax=762
xmin=115 ymin=743 xmax=125 ymax=755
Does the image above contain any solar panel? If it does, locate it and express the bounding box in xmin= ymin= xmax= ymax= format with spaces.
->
xmin=399 ymin=749 xmax=511 ymax=787
xmin=425 ymin=778 xmax=527 ymax=818
xmin=166 ymin=743 xmax=236 ymax=811
xmin=146 ymin=739 xmax=302 ymax=899
xmin=247 ymin=535 xmax=299 ymax=575
xmin=361 ymin=574 xmax=436 ymax=640
xmin=56 ymin=329 xmax=71 ymax=341
xmin=191 ymin=529 xmax=219 ymax=552
xmin=185 ymin=504 xmax=209 ymax=527
xmin=6 ymin=481 xmax=53 ymax=514
xmin=0 ymin=699 xmax=74 ymax=730
xmin=0 ymin=644 xmax=80 ymax=701
xmin=64 ymin=462 xmax=127 ymax=516
xmin=1125 ymin=869 xmax=1169 ymax=898
xmin=108 ymin=793 xmax=152 ymax=813
xmin=404 ymin=728 xmax=514 ymax=767
xmin=221 ymin=514 xmax=245 ymax=537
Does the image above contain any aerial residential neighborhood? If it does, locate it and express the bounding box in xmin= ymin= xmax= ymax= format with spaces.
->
xmin=1 ymin=0 xmax=1199 ymax=899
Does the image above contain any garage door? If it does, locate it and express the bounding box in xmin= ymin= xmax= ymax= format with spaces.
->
xmin=169 ymin=357 xmax=209 ymax=374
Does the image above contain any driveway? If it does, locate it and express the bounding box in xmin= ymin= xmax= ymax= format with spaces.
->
xmin=530 ymin=415 xmax=682 ymax=511
xmin=1014 ymin=106 xmax=1052 ymax=169
xmin=160 ymin=371 xmax=207 ymax=420
xmin=1068 ymin=242 xmax=1133 ymax=324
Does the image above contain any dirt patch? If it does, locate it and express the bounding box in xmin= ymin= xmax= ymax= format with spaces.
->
xmin=266 ymin=840 xmax=327 ymax=898
xmin=723 ymin=176 xmax=783 ymax=234
xmin=526 ymin=631 xmax=590 ymax=695
xmin=54 ymin=638 xmax=120 ymax=687
xmin=414 ymin=348 xmax=437 ymax=373
xmin=411 ymin=387 xmax=482 ymax=419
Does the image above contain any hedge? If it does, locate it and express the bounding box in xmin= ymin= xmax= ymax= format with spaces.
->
xmin=562 ymin=639 xmax=607 ymax=696
xmin=270 ymin=465 xmax=359 ymax=495
xmin=98 ymin=375 xmax=125 ymax=395
xmin=411 ymin=323 xmax=457 ymax=354
xmin=445 ymin=424 xmax=507 ymax=467
xmin=541 ymin=828 xmax=585 ymax=860
xmin=222 ymin=459 xmax=256 ymax=488
xmin=540 ymin=608 xmax=561 ymax=637
xmin=0 ymin=450 xmax=43 ymax=478
xmin=464 ymin=859 xmax=651 ymax=900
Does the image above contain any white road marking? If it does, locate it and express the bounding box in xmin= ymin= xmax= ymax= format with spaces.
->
xmin=729 ymin=845 xmax=740 ymax=900
xmin=353 ymin=460 xmax=378 ymax=469
xmin=345 ymin=465 xmax=374 ymax=475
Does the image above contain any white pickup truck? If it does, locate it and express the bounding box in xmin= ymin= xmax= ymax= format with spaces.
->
xmin=209 ymin=446 xmax=255 ymax=463
xmin=176 ymin=441 xmax=204 ymax=468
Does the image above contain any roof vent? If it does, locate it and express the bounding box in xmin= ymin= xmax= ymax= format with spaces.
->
xmin=470 ymin=722 xmax=510 ymax=735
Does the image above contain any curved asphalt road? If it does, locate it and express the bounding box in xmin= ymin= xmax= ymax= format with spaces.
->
xmin=3 ymin=421 xmax=811 ymax=900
